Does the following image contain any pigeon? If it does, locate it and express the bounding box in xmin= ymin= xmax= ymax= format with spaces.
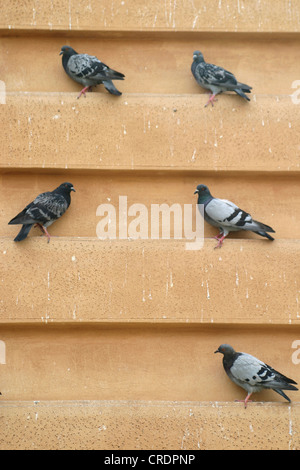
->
xmin=194 ymin=184 xmax=275 ymax=248
xmin=8 ymin=182 xmax=75 ymax=242
xmin=191 ymin=51 xmax=252 ymax=107
xmin=215 ymin=344 xmax=298 ymax=408
xmin=60 ymin=46 xmax=125 ymax=98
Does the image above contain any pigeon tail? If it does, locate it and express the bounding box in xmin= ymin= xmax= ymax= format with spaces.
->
xmin=283 ymin=383 xmax=299 ymax=391
xmin=252 ymin=220 xmax=275 ymax=241
xmin=284 ymin=377 xmax=298 ymax=386
xmin=234 ymin=89 xmax=251 ymax=101
xmin=234 ymin=81 xmax=252 ymax=100
xmin=272 ymin=388 xmax=298 ymax=403
xmin=14 ymin=224 xmax=33 ymax=242
xmin=8 ymin=210 xmax=33 ymax=225
xmin=102 ymin=80 xmax=122 ymax=96
xmin=105 ymin=70 xmax=125 ymax=81
xmin=236 ymin=82 xmax=252 ymax=92
xmin=254 ymin=231 xmax=275 ymax=241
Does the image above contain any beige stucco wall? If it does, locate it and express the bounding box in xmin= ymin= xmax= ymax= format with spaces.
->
xmin=0 ymin=0 xmax=300 ymax=450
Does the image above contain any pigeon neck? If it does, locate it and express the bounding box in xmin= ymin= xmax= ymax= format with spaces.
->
xmin=197 ymin=193 xmax=213 ymax=206
xmin=223 ymin=352 xmax=241 ymax=371
xmin=55 ymin=188 xmax=72 ymax=204
xmin=62 ymin=53 xmax=72 ymax=72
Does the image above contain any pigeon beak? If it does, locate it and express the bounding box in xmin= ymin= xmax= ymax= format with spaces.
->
xmin=194 ymin=190 xmax=199 ymax=194
xmin=59 ymin=51 xmax=63 ymax=55
xmin=71 ymin=187 xmax=76 ymax=192
xmin=214 ymin=349 xmax=220 ymax=354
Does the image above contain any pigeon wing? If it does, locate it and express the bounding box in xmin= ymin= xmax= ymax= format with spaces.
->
xmin=29 ymin=192 xmax=69 ymax=222
xmin=230 ymin=354 xmax=297 ymax=390
xmin=199 ymin=63 xmax=238 ymax=88
xmin=67 ymin=54 xmax=106 ymax=79
xmin=8 ymin=201 xmax=35 ymax=225
xmin=230 ymin=354 xmax=276 ymax=386
xmin=9 ymin=191 xmax=69 ymax=226
xmin=205 ymin=198 xmax=253 ymax=228
xmin=67 ymin=54 xmax=123 ymax=81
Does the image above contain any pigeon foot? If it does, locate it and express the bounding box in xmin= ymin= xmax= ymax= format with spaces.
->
xmin=235 ymin=393 xmax=253 ymax=409
xmin=212 ymin=233 xmax=224 ymax=240
xmin=235 ymin=399 xmax=253 ymax=409
xmin=205 ymin=93 xmax=218 ymax=107
xmin=214 ymin=234 xmax=226 ymax=249
xmin=42 ymin=226 xmax=52 ymax=243
xmin=36 ymin=224 xmax=52 ymax=243
xmin=77 ymin=86 xmax=93 ymax=99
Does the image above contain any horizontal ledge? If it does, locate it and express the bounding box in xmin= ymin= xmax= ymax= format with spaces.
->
xmin=1 ymin=94 xmax=299 ymax=172
xmin=1 ymin=174 xmax=297 ymax=240
xmin=0 ymin=238 xmax=299 ymax=325
xmin=1 ymin=237 xmax=299 ymax=243
xmin=1 ymin=91 xmax=295 ymax=98
xmin=1 ymin=168 xmax=299 ymax=176
xmin=0 ymin=236 xmax=299 ymax=243
xmin=1 ymin=29 xmax=300 ymax=36
xmin=1 ymin=399 xmax=299 ymax=450
xmin=1 ymin=399 xmax=300 ymax=408
xmin=1 ymin=0 xmax=300 ymax=35
xmin=0 ymin=319 xmax=299 ymax=327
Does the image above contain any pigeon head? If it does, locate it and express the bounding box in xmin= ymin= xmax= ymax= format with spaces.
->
xmin=194 ymin=184 xmax=212 ymax=203
xmin=60 ymin=46 xmax=78 ymax=56
xmin=214 ymin=344 xmax=236 ymax=356
xmin=56 ymin=182 xmax=76 ymax=193
xmin=194 ymin=184 xmax=210 ymax=195
xmin=193 ymin=50 xmax=205 ymax=62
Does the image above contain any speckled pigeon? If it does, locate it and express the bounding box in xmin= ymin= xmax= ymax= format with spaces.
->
xmin=194 ymin=184 xmax=275 ymax=248
xmin=8 ymin=182 xmax=75 ymax=242
xmin=215 ymin=344 xmax=298 ymax=408
xmin=60 ymin=46 xmax=125 ymax=98
xmin=191 ymin=51 xmax=252 ymax=107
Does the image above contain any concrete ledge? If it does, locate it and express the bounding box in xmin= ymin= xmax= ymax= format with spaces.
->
xmin=2 ymin=35 xmax=300 ymax=96
xmin=1 ymin=172 xmax=298 ymax=239
xmin=0 ymin=400 xmax=299 ymax=450
xmin=1 ymin=0 xmax=300 ymax=33
xmin=0 ymin=94 xmax=299 ymax=172
xmin=0 ymin=324 xmax=298 ymax=403
xmin=0 ymin=239 xmax=299 ymax=324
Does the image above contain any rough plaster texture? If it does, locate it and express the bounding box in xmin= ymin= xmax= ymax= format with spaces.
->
xmin=0 ymin=401 xmax=299 ymax=450
xmin=1 ymin=0 xmax=300 ymax=33
xmin=0 ymin=239 xmax=299 ymax=325
xmin=2 ymin=36 xmax=300 ymax=96
xmin=0 ymin=95 xmax=299 ymax=171
xmin=0 ymin=325 xmax=299 ymax=403
xmin=0 ymin=0 xmax=300 ymax=451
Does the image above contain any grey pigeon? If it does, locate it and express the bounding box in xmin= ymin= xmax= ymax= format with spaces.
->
xmin=194 ymin=184 xmax=275 ymax=248
xmin=215 ymin=344 xmax=298 ymax=408
xmin=191 ymin=51 xmax=252 ymax=107
xmin=60 ymin=46 xmax=125 ymax=98
xmin=8 ymin=182 xmax=75 ymax=242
